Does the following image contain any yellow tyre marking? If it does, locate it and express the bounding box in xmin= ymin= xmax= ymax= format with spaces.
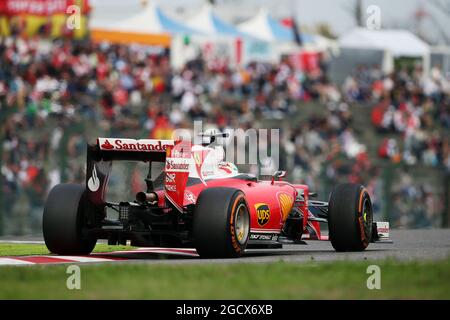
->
xmin=358 ymin=188 xmax=367 ymax=213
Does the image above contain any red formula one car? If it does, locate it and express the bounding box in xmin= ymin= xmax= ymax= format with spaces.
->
xmin=43 ymin=132 xmax=391 ymax=258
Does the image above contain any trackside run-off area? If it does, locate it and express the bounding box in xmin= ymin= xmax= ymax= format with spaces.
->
xmin=0 ymin=258 xmax=449 ymax=299
xmin=0 ymin=229 xmax=449 ymax=299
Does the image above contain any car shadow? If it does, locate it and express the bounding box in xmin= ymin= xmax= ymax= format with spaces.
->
xmin=243 ymin=247 xmax=390 ymax=257
xmin=92 ymin=246 xmax=391 ymax=261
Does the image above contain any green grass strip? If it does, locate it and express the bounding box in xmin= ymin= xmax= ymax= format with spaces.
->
xmin=0 ymin=258 xmax=449 ymax=299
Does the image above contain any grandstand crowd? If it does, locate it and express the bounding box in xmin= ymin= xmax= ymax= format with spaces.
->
xmin=1 ymin=34 xmax=449 ymax=233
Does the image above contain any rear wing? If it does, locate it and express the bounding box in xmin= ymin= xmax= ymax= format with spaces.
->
xmin=92 ymin=138 xmax=174 ymax=162
xmin=86 ymin=138 xmax=175 ymax=207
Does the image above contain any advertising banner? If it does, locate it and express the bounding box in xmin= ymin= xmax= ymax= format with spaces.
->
xmin=0 ymin=0 xmax=90 ymax=39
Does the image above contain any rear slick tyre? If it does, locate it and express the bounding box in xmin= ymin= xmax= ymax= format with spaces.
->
xmin=43 ymin=184 xmax=96 ymax=255
xmin=193 ymin=187 xmax=250 ymax=258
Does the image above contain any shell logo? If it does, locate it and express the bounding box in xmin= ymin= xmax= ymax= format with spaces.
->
xmin=194 ymin=152 xmax=202 ymax=165
xmin=278 ymin=193 xmax=294 ymax=220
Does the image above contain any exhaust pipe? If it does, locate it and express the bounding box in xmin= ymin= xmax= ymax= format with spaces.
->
xmin=136 ymin=191 xmax=158 ymax=204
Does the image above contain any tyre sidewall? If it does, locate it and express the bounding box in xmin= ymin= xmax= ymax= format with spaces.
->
xmin=43 ymin=184 xmax=96 ymax=255
xmin=328 ymin=184 xmax=373 ymax=251
xmin=227 ymin=192 xmax=249 ymax=256
xmin=193 ymin=188 xmax=250 ymax=258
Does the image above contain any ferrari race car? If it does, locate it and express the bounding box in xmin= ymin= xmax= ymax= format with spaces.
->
xmin=43 ymin=132 xmax=391 ymax=258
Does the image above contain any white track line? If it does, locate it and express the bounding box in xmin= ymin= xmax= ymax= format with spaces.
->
xmin=0 ymin=258 xmax=35 ymax=265
xmin=50 ymin=256 xmax=116 ymax=263
xmin=0 ymin=240 xmax=45 ymax=244
xmin=0 ymin=248 xmax=199 ymax=266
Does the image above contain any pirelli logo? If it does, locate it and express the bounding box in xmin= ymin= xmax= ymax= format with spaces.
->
xmin=255 ymin=203 xmax=270 ymax=227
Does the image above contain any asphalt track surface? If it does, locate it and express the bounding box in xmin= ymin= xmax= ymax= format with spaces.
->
xmin=1 ymin=229 xmax=449 ymax=266
xmin=118 ymin=229 xmax=450 ymax=265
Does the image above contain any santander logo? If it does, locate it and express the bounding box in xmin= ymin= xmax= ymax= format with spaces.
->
xmin=165 ymin=159 xmax=190 ymax=172
xmin=101 ymin=140 xmax=114 ymax=150
xmin=98 ymin=138 xmax=174 ymax=152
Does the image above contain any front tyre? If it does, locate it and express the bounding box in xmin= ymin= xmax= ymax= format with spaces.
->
xmin=328 ymin=183 xmax=373 ymax=252
xmin=43 ymin=184 xmax=97 ymax=255
xmin=193 ymin=188 xmax=250 ymax=258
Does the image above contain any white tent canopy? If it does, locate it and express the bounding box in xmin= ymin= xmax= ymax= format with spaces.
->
xmin=237 ymin=8 xmax=295 ymax=42
xmin=96 ymin=2 xmax=197 ymax=35
xmin=187 ymin=4 xmax=247 ymax=37
xmin=339 ymin=28 xmax=430 ymax=57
